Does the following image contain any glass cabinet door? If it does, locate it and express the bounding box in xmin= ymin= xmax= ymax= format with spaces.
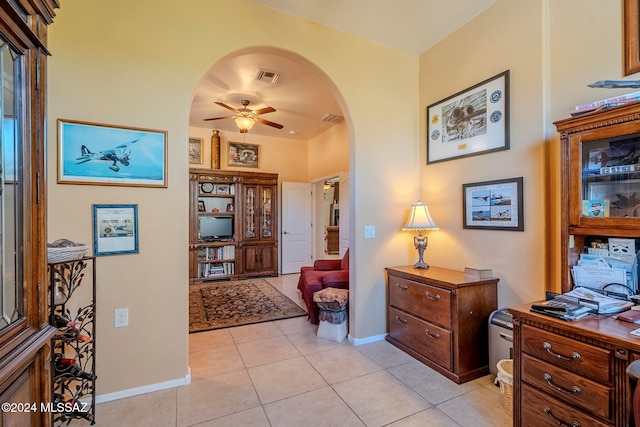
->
xmin=578 ymin=133 xmax=640 ymax=222
xmin=0 ymin=39 xmax=24 ymax=331
xmin=244 ymin=185 xmax=257 ymax=239
xmin=261 ymin=186 xmax=273 ymax=239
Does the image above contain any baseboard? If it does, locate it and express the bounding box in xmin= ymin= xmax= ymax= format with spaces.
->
xmin=348 ymin=332 xmax=387 ymax=346
xmin=95 ymin=368 xmax=191 ymax=404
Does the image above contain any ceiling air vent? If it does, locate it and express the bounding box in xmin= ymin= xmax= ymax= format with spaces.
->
xmin=321 ymin=113 xmax=344 ymax=123
xmin=255 ymin=69 xmax=280 ymax=84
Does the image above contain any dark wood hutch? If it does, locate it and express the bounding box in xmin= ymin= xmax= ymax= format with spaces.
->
xmin=0 ymin=1 xmax=59 ymax=426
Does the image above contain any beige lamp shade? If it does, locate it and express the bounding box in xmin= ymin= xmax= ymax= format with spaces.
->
xmin=402 ymin=202 xmax=439 ymax=231
xmin=402 ymin=201 xmax=438 ymax=269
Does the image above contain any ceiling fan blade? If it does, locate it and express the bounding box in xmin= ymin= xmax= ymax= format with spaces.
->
xmin=215 ymin=102 xmax=238 ymax=113
xmin=257 ymin=118 xmax=284 ymax=129
xmin=203 ymin=115 xmax=234 ymax=121
xmin=253 ymin=106 xmax=276 ymax=116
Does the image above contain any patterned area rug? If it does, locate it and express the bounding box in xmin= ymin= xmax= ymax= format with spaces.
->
xmin=189 ymin=279 xmax=307 ymax=333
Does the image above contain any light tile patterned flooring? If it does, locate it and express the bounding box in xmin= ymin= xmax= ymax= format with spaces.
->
xmin=83 ymin=274 xmax=512 ymax=426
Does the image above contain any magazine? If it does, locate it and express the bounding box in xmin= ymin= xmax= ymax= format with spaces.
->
xmin=559 ymin=287 xmax=634 ymax=314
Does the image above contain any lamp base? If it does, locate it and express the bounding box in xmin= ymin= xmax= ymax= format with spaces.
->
xmin=413 ymin=260 xmax=430 ymax=269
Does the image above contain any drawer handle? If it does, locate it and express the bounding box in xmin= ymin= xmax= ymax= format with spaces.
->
xmin=394 ymin=315 xmax=408 ymax=324
xmin=543 ymin=406 xmax=580 ymax=427
xmin=395 ymin=282 xmax=409 ymax=290
xmin=424 ymin=328 xmax=441 ymax=339
xmin=543 ymin=373 xmax=582 ymax=395
xmin=424 ymin=291 xmax=441 ymax=301
xmin=543 ymin=342 xmax=581 ymax=361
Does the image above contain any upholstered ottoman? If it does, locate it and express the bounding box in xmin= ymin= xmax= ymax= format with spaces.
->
xmin=313 ymin=288 xmax=349 ymax=342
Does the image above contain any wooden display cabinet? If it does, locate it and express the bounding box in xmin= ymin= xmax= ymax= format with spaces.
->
xmin=0 ymin=2 xmax=59 ymax=426
xmin=555 ymin=102 xmax=640 ymax=294
xmin=189 ymin=169 xmax=278 ymax=282
xmin=238 ymin=174 xmax=278 ymax=277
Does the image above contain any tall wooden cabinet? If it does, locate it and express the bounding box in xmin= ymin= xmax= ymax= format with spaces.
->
xmin=555 ymin=102 xmax=640 ymax=294
xmin=0 ymin=2 xmax=59 ymax=426
xmin=509 ymin=102 xmax=640 ymax=426
xmin=189 ymin=168 xmax=278 ymax=283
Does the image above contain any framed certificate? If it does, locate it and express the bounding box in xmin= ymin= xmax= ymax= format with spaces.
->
xmin=93 ymin=204 xmax=139 ymax=256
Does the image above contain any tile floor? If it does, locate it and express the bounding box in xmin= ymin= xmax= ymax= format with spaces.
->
xmin=82 ymin=274 xmax=512 ymax=426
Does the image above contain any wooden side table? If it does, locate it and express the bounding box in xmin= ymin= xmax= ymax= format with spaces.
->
xmin=385 ymin=265 xmax=499 ymax=383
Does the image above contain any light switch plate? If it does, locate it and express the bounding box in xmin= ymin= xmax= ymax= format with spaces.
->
xmin=364 ymin=225 xmax=375 ymax=238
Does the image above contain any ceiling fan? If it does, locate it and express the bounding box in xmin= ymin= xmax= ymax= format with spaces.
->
xmin=204 ymin=99 xmax=284 ymax=133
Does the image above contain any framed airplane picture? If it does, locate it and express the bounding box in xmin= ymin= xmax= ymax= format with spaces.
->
xmin=57 ymin=119 xmax=168 ymax=187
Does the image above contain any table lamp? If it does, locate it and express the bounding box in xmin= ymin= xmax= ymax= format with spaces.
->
xmin=402 ymin=201 xmax=439 ymax=269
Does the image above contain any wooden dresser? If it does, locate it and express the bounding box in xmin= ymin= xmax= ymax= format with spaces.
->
xmin=385 ymin=266 xmax=498 ymax=383
xmin=510 ymin=304 xmax=640 ymax=426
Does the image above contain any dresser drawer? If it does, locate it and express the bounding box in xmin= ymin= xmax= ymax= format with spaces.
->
xmin=522 ymin=383 xmax=610 ymax=427
xmin=388 ymin=275 xmax=451 ymax=328
xmin=389 ymin=306 xmax=452 ymax=370
xmin=522 ymin=324 xmax=612 ymax=383
xmin=522 ymin=353 xmax=612 ymax=419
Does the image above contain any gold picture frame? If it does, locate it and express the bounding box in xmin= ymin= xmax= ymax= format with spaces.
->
xmin=625 ymin=0 xmax=640 ymax=75
xmin=189 ymin=137 xmax=204 ymax=164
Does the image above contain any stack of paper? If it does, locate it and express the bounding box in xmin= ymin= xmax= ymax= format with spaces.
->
xmin=559 ymin=287 xmax=634 ymax=314
xmin=572 ymin=238 xmax=638 ymax=296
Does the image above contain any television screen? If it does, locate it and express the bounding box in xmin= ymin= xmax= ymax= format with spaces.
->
xmin=199 ymin=216 xmax=233 ymax=241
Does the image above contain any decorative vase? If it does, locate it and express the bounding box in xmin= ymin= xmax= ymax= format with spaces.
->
xmin=211 ymin=130 xmax=220 ymax=169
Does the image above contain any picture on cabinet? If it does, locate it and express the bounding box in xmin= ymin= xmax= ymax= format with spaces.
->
xmin=189 ymin=137 xmax=203 ymax=164
xmin=228 ymin=142 xmax=259 ymax=168
xmin=58 ymin=119 xmax=167 ymax=187
xmin=198 ymin=201 xmax=206 ymax=212
xmin=462 ymin=177 xmax=523 ymax=231
xmin=427 ymin=70 xmax=509 ymax=164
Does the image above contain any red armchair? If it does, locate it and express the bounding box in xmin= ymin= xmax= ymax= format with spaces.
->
xmin=297 ymin=249 xmax=349 ymax=324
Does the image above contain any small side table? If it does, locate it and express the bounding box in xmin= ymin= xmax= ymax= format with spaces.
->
xmin=313 ymin=288 xmax=349 ymax=342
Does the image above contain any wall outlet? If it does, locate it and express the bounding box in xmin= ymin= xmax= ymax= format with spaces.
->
xmin=115 ymin=308 xmax=128 ymax=328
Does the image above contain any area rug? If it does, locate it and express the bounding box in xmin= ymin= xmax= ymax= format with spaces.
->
xmin=189 ymin=279 xmax=307 ymax=333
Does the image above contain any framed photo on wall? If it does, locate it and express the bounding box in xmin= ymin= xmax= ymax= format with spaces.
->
xmin=462 ymin=177 xmax=523 ymax=231
xmin=189 ymin=137 xmax=204 ymax=164
xmin=228 ymin=142 xmax=259 ymax=168
xmin=93 ymin=204 xmax=139 ymax=256
xmin=625 ymin=0 xmax=640 ymax=75
xmin=58 ymin=119 xmax=167 ymax=187
xmin=427 ymin=70 xmax=510 ymax=164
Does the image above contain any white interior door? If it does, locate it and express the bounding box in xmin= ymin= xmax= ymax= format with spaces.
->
xmin=281 ymin=181 xmax=312 ymax=274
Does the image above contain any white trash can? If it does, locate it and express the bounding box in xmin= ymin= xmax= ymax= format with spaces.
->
xmin=496 ymin=359 xmax=513 ymax=416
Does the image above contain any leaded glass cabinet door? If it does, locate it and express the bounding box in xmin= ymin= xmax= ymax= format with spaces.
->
xmin=0 ymin=39 xmax=24 ymax=332
xmin=260 ymin=185 xmax=274 ymax=240
xmin=243 ymin=184 xmax=258 ymax=240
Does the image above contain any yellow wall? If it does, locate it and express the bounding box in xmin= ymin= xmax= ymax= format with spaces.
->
xmin=308 ymin=121 xmax=349 ymax=181
xmin=420 ymin=0 xmax=546 ymax=306
xmin=188 ymin=126 xmax=309 ymax=182
xmin=47 ymin=0 xmax=418 ymax=397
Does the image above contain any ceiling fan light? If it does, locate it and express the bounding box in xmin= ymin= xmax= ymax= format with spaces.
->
xmin=234 ymin=115 xmax=256 ymax=133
